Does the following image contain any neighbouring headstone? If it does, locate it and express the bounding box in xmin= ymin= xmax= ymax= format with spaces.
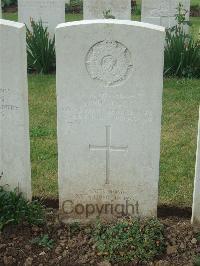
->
xmin=192 ymin=107 xmax=200 ymax=229
xmin=56 ymin=20 xmax=165 ymax=222
xmin=0 ymin=19 xmax=31 ymax=199
xmin=141 ymin=0 xmax=190 ymax=30
xmin=0 ymin=0 xmax=2 ymax=19
xmin=83 ymin=0 xmax=131 ymax=20
xmin=18 ymin=0 xmax=65 ymax=36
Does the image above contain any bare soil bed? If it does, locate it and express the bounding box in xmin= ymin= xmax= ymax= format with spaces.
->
xmin=0 ymin=208 xmax=199 ymax=266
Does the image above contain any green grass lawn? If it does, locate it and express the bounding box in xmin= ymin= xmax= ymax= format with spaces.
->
xmin=29 ymin=75 xmax=57 ymax=198
xmin=160 ymin=79 xmax=200 ymax=206
xmin=191 ymin=0 xmax=200 ymax=5
xmin=2 ymin=12 xmax=200 ymax=207
xmin=191 ymin=17 xmax=200 ymax=39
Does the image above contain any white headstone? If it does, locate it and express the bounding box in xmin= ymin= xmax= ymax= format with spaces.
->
xmin=0 ymin=19 xmax=31 ymax=199
xmin=192 ymin=107 xmax=200 ymax=229
xmin=56 ymin=20 xmax=165 ymax=222
xmin=141 ymin=0 xmax=190 ymax=30
xmin=83 ymin=0 xmax=131 ymax=20
xmin=18 ymin=0 xmax=65 ymax=36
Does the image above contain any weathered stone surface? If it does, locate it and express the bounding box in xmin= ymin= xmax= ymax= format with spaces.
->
xmin=56 ymin=20 xmax=165 ymax=222
xmin=83 ymin=0 xmax=131 ymax=20
xmin=192 ymin=107 xmax=200 ymax=229
xmin=18 ymin=0 xmax=65 ymax=36
xmin=141 ymin=0 xmax=190 ymax=31
xmin=0 ymin=19 xmax=31 ymax=199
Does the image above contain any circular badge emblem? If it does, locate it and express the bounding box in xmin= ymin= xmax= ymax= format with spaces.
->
xmin=85 ymin=40 xmax=133 ymax=87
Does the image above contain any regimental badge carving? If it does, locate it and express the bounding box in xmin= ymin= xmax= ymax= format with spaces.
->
xmin=85 ymin=40 xmax=133 ymax=87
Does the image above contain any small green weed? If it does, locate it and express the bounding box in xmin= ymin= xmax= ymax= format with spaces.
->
xmin=31 ymin=234 xmax=54 ymax=250
xmin=92 ymin=218 xmax=165 ymax=263
xmin=69 ymin=222 xmax=81 ymax=236
xmin=195 ymin=232 xmax=200 ymax=242
xmin=0 ymin=186 xmax=45 ymax=231
xmin=103 ymin=9 xmax=115 ymax=19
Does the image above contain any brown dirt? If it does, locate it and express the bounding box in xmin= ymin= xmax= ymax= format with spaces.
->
xmin=0 ymin=209 xmax=199 ymax=266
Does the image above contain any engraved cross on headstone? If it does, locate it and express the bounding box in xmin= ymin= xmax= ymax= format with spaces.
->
xmin=89 ymin=126 xmax=128 ymax=185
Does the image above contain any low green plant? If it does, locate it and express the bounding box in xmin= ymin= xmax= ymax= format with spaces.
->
xmin=103 ymin=9 xmax=115 ymax=19
xmin=164 ymin=3 xmax=200 ymax=78
xmin=132 ymin=1 xmax=141 ymax=16
xmin=193 ymin=255 xmax=200 ymax=266
xmin=69 ymin=222 xmax=81 ymax=236
xmin=2 ymin=0 xmax=17 ymax=8
xmin=172 ymin=2 xmax=191 ymax=34
xmin=195 ymin=231 xmax=200 ymax=242
xmin=31 ymin=234 xmax=54 ymax=249
xmin=66 ymin=0 xmax=83 ymax=14
xmin=26 ymin=20 xmax=56 ymax=74
xmin=165 ymin=33 xmax=200 ymax=78
xmin=0 ymin=186 xmax=45 ymax=231
xmin=92 ymin=218 xmax=165 ymax=263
